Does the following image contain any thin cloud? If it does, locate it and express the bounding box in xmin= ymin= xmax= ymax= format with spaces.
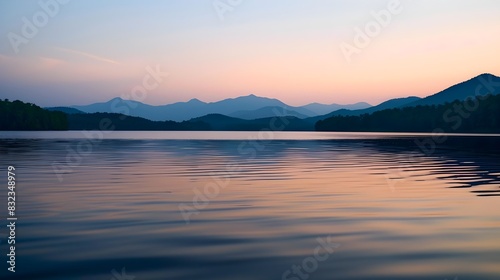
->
xmin=0 ymin=54 xmax=12 ymax=60
xmin=39 ymin=56 xmax=65 ymax=68
xmin=54 ymin=47 xmax=121 ymax=65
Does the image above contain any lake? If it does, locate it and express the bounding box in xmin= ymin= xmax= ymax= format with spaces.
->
xmin=1 ymin=131 xmax=499 ymax=280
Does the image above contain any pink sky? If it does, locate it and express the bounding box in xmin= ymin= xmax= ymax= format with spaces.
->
xmin=0 ymin=0 xmax=499 ymax=106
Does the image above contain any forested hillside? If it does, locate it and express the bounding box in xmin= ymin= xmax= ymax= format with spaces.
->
xmin=316 ymin=95 xmax=500 ymax=133
xmin=0 ymin=99 xmax=68 ymax=130
xmin=67 ymin=113 xmax=211 ymax=131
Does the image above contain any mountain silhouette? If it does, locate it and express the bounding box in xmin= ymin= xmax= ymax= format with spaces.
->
xmin=39 ymin=72 xmax=500 ymax=132
xmin=301 ymin=96 xmax=422 ymax=128
xmin=316 ymin=94 xmax=500 ymax=133
xmin=301 ymin=102 xmax=372 ymax=115
xmin=46 ymin=107 xmax=85 ymax=114
xmin=228 ymin=106 xmax=310 ymax=120
xmin=405 ymin=73 xmax=500 ymax=107
xmin=72 ymin=94 xmax=320 ymax=122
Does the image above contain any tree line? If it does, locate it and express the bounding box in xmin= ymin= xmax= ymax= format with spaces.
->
xmin=3 ymin=96 xmax=498 ymax=132
xmin=0 ymin=99 xmax=68 ymax=130
xmin=67 ymin=113 xmax=210 ymax=131
xmin=316 ymin=94 xmax=500 ymax=133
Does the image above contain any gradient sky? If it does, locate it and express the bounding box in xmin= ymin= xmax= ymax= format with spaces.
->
xmin=1 ymin=0 xmax=499 ymax=107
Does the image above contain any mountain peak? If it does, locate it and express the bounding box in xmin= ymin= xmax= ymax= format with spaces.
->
xmin=242 ymin=94 xmax=279 ymax=101
xmin=477 ymin=73 xmax=495 ymax=77
xmin=475 ymin=73 xmax=499 ymax=80
xmin=244 ymin=94 xmax=259 ymax=98
xmin=188 ymin=98 xmax=203 ymax=103
xmin=109 ymin=97 xmax=124 ymax=102
xmin=108 ymin=97 xmax=143 ymax=104
xmin=467 ymin=73 xmax=499 ymax=83
xmin=231 ymin=94 xmax=270 ymax=101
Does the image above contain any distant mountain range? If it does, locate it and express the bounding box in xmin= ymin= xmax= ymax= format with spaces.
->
xmin=43 ymin=73 xmax=500 ymax=131
xmin=183 ymin=96 xmax=424 ymax=131
xmin=69 ymin=95 xmax=293 ymax=121
xmin=300 ymin=102 xmax=372 ymax=115
xmin=63 ymin=94 xmax=372 ymax=122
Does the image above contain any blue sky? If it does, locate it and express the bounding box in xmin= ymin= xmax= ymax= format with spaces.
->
xmin=1 ymin=0 xmax=500 ymax=106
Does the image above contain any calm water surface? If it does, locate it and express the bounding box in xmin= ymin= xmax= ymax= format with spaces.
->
xmin=0 ymin=132 xmax=499 ymax=280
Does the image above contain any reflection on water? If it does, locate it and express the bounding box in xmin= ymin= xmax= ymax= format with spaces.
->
xmin=0 ymin=132 xmax=499 ymax=280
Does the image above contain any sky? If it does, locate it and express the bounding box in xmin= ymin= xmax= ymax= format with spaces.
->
xmin=0 ymin=0 xmax=499 ymax=107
